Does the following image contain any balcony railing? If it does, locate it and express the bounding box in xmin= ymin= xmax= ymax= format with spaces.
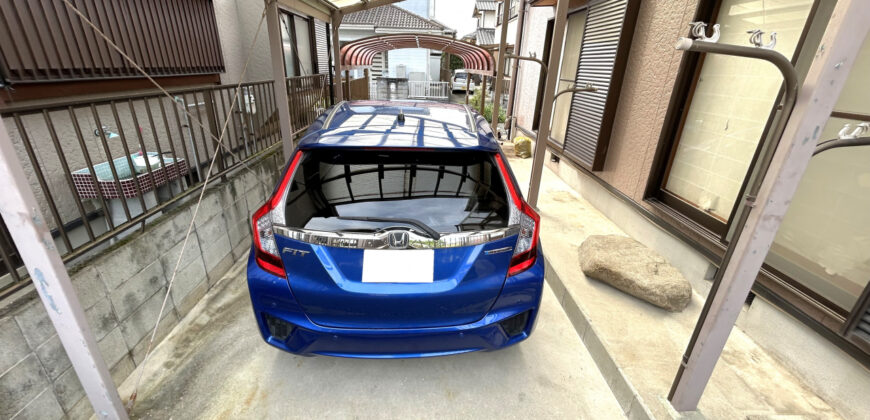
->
xmin=0 ymin=74 xmax=329 ymax=299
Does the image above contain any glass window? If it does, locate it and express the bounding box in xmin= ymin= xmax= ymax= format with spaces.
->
xmin=550 ymin=10 xmax=586 ymax=144
xmin=284 ymin=150 xmax=511 ymax=233
xmin=281 ymin=14 xmax=298 ymax=77
xmin=767 ymin=37 xmax=870 ymax=311
xmin=294 ymin=16 xmax=314 ymax=75
xmin=662 ymin=0 xmax=814 ymax=221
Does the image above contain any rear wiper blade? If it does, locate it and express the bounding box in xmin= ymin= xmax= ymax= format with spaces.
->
xmin=334 ymin=216 xmax=441 ymax=240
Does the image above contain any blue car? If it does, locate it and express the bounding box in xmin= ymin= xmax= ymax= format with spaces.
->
xmin=247 ymin=100 xmax=544 ymax=358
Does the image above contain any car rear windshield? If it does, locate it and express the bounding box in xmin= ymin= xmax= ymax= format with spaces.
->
xmin=283 ymin=149 xmax=511 ymax=234
xmin=454 ymin=72 xmax=467 ymax=80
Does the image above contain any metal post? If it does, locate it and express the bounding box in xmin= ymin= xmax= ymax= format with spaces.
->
xmin=364 ymin=68 xmax=372 ymax=99
xmin=668 ymin=0 xmax=870 ymax=411
xmin=265 ymin=0 xmax=295 ymax=161
xmin=526 ymin=0 xmax=569 ymax=207
xmin=490 ymin=0 xmax=512 ymax=136
xmin=480 ymin=76 xmax=487 ymax=113
xmin=507 ymin=54 xmax=558 ymax=135
xmin=0 ymin=119 xmax=128 ymax=418
xmin=345 ymin=70 xmax=352 ymax=100
xmin=331 ymin=11 xmax=344 ymax=103
xmin=505 ymin=0 xmax=526 ymax=140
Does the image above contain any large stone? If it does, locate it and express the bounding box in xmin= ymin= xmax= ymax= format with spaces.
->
xmin=578 ymin=235 xmax=691 ymax=312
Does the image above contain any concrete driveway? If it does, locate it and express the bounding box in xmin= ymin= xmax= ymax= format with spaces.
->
xmin=119 ymin=257 xmax=625 ymax=419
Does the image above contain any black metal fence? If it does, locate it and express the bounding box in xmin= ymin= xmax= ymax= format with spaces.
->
xmin=0 ymin=74 xmax=329 ymax=299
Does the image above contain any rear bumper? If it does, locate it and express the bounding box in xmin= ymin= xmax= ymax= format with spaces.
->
xmin=246 ymin=247 xmax=545 ymax=358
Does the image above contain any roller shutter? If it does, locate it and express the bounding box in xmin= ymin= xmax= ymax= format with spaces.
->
xmin=562 ymin=0 xmax=638 ymax=170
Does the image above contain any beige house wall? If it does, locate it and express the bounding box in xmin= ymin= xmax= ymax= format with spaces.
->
xmin=514 ymin=0 xmax=699 ymax=201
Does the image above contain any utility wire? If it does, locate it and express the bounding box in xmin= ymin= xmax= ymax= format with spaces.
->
xmin=60 ymin=0 xmax=275 ymax=412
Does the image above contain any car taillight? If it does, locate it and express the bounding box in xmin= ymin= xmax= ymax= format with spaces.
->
xmin=494 ymin=154 xmax=540 ymax=276
xmin=252 ymin=151 xmax=303 ymax=278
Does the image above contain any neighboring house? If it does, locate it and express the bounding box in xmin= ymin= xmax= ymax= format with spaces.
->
xmin=468 ymin=1 xmax=498 ymax=49
xmin=510 ymin=1 xmax=870 ymax=418
xmin=473 ymin=0 xmax=498 ymax=30
xmin=339 ymin=3 xmax=455 ymax=81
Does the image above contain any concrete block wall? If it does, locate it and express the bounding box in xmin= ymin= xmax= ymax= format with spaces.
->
xmin=0 ymin=149 xmax=282 ymax=419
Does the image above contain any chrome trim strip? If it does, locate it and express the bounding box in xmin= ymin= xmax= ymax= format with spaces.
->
xmin=272 ymin=225 xmax=520 ymax=249
xmin=484 ymin=246 xmax=514 ymax=255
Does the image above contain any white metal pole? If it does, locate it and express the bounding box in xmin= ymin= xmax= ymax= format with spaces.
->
xmin=0 ymin=119 xmax=128 ymax=418
xmin=668 ymin=0 xmax=870 ymax=411
xmin=265 ymin=0 xmax=296 ymax=162
xmin=526 ymin=0 xmax=569 ymax=207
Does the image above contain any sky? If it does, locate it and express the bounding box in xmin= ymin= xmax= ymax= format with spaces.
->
xmin=432 ymin=0 xmax=478 ymax=37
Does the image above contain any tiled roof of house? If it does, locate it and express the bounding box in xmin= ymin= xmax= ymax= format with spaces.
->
xmin=475 ymin=1 xmax=498 ymax=11
xmin=344 ymin=4 xmax=450 ymax=32
xmin=476 ymin=28 xmax=495 ymax=45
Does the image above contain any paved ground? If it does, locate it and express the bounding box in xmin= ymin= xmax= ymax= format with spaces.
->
xmin=118 ymin=256 xmax=626 ymax=419
xmin=503 ymin=147 xmax=844 ymax=419
xmin=449 ymin=91 xmax=469 ymax=105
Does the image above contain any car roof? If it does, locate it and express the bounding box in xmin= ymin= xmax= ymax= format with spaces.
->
xmin=296 ymin=100 xmax=500 ymax=152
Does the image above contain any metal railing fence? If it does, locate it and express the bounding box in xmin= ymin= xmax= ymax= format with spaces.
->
xmin=286 ymin=74 xmax=330 ymax=135
xmin=0 ymin=74 xmax=328 ymax=299
xmin=408 ymin=81 xmax=450 ymax=100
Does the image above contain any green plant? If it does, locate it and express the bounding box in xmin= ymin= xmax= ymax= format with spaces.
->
xmin=469 ymin=89 xmax=506 ymax=123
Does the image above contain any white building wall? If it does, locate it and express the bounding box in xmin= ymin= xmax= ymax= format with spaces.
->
xmin=214 ymin=0 xmax=273 ymax=84
xmin=481 ymin=11 xmax=497 ymax=28
xmin=513 ymin=6 xmax=553 ymax=130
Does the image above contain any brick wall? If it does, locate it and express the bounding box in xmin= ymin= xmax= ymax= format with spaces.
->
xmin=0 ymin=147 xmax=282 ymax=419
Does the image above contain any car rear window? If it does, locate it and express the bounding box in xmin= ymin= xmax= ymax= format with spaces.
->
xmin=283 ymin=149 xmax=511 ymax=234
xmin=454 ymin=72 xmax=467 ymax=80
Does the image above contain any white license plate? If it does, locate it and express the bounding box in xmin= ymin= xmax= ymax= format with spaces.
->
xmin=361 ymin=249 xmax=434 ymax=283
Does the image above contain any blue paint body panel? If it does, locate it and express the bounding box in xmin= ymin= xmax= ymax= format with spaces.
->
xmin=246 ymin=247 xmax=544 ymax=358
xmin=246 ymin=101 xmax=545 ymax=358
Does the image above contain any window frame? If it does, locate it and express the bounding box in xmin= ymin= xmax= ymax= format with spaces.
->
xmin=644 ymin=0 xmax=870 ymax=359
xmin=648 ymin=0 xmax=822 ymax=237
xmin=550 ymin=7 xmax=589 ymax=146
xmin=279 ymin=9 xmax=319 ymax=77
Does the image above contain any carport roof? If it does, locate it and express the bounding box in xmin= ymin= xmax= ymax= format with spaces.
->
xmin=340 ymin=34 xmax=495 ymax=76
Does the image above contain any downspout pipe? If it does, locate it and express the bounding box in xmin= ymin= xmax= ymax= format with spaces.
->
xmin=669 ymin=36 xmax=799 ymax=403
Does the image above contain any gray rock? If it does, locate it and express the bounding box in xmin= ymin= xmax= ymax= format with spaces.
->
xmin=578 ymin=235 xmax=692 ymax=312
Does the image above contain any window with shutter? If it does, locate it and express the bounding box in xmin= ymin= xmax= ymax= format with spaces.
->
xmin=561 ymin=0 xmax=639 ymax=171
